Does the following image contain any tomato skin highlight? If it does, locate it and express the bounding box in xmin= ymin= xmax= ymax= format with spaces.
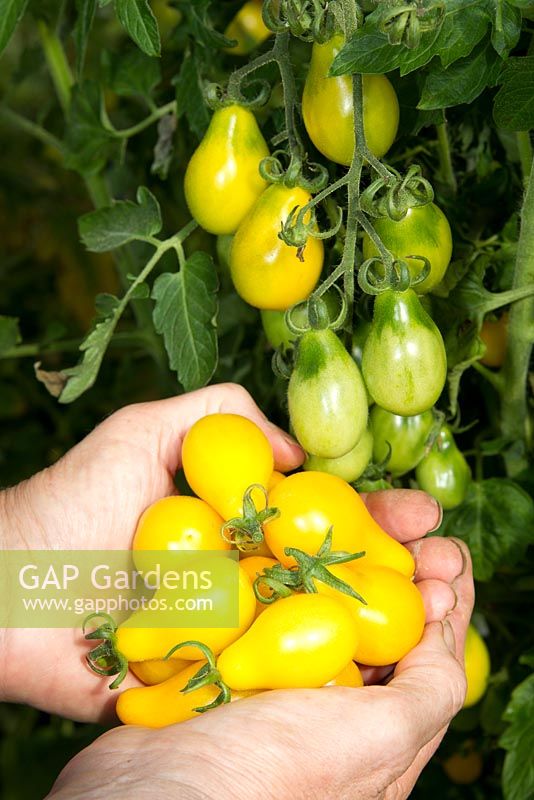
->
xmin=304 ymin=427 xmax=373 ymax=482
xmin=132 ymin=496 xmax=229 ymax=561
xmin=288 ymin=328 xmax=368 ymax=458
xmin=115 ymin=562 xmax=256 ymax=662
xmin=182 ymin=413 xmax=274 ymax=521
xmin=322 ymin=564 xmax=425 ymax=666
xmin=362 ymin=289 xmax=447 ymax=416
xmin=217 ymin=593 xmax=357 ymax=689
xmin=416 ymin=425 xmax=471 ymax=510
xmin=302 ymin=34 xmax=399 ymax=165
xmin=370 ymin=406 xmax=434 ymax=476
xmin=184 ymin=105 xmax=269 ymax=235
xmin=230 ymin=184 xmax=324 ymax=310
xmin=362 ymin=204 xmax=453 ymax=294
xmin=265 ymin=471 xmax=414 ymax=576
xmin=463 ymin=624 xmax=491 ymax=708
xmin=224 ymin=0 xmax=272 ymax=55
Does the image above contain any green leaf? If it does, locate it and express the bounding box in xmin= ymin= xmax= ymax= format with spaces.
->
xmin=438 ymin=479 xmax=534 ymax=581
xmin=418 ymin=38 xmax=502 ymax=110
xmin=58 ymin=314 xmax=120 ymax=403
xmin=108 ymin=47 xmax=161 ymax=97
xmin=330 ymin=31 xmax=403 ymax=75
xmin=0 ymin=316 xmax=21 ymax=353
xmin=445 ymin=324 xmax=486 ymax=416
xmin=114 ymin=0 xmax=160 ymax=57
xmin=64 ymin=81 xmax=120 ymax=175
xmin=0 ymin=0 xmax=29 ymax=56
xmin=78 ymin=187 xmax=162 ymax=252
xmin=151 ymin=112 xmax=176 ymax=180
xmin=173 ymin=48 xmax=210 ymax=139
xmin=94 ymin=293 xmax=120 ymax=317
xmin=488 ymin=0 xmax=522 ymax=56
xmin=494 ymin=57 xmax=534 ymax=131
xmin=73 ymin=0 xmax=96 ymax=78
xmin=152 ymin=252 xmax=218 ymax=391
xmin=500 ymin=673 xmax=534 ymax=800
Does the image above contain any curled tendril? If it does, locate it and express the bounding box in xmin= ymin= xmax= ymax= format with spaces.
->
xmin=259 ymin=151 xmax=295 ymax=185
xmin=298 ymin=160 xmax=330 ymax=193
xmin=360 ymin=165 xmax=434 ymax=221
xmin=406 ymin=255 xmax=431 ymax=287
xmin=307 ymin=295 xmax=332 ymax=331
xmin=314 ymin=283 xmax=347 ymax=331
xmin=390 ymin=259 xmax=414 ymax=291
xmin=358 ymin=257 xmax=393 ymax=296
xmin=203 ymin=82 xmax=226 ymax=110
xmin=262 ymin=0 xmax=290 ymax=33
xmin=226 ymin=77 xmax=271 ymax=109
xmin=279 ymin=204 xmax=316 ymax=249
xmin=272 ymin=347 xmax=294 ymax=379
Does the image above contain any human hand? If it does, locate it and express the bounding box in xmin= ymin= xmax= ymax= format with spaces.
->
xmin=0 ymin=383 xmax=303 ymax=719
xmin=45 ymin=499 xmax=472 ymax=800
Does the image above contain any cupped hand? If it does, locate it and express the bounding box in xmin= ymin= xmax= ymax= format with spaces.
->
xmin=46 ymin=509 xmax=473 ymax=800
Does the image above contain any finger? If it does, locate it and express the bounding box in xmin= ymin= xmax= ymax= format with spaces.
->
xmin=445 ymin=540 xmax=474 ymax=662
xmin=387 ymin=621 xmax=467 ymax=747
xmin=389 ymin=725 xmax=449 ymax=798
xmin=407 ymin=536 xmax=467 ymax=584
xmin=113 ymin=383 xmax=304 ymax=474
xmin=416 ymin=578 xmax=457 ymax=622
xmin=361 ymin=490 xmax=442 ymax=542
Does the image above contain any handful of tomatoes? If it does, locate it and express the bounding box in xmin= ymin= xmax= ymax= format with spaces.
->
xmin=85 ymin=413 xmax=427 ymax=728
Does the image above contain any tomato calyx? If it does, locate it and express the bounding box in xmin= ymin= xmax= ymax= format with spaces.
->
xmin=379 ymin=2 xmax=444 ymax=49
xmin=204 ymin=81 xmax=270 ymax=113
xmin=358 ymin=255 xmax=431 ymax=295
xmin=83 ymin=612 xmax=128 ymax=690
xmin=221 ymin=484 xmax=280 ymax=551
xmin=360 ymin=165 xmax=434 ymax=222
xmin=254 ymin=528 xmax=367 ymax=605
xmin=164 ymin=641 xmax=231 ymax=712
xmin=262 ymin=0 xmax=339 ymax=43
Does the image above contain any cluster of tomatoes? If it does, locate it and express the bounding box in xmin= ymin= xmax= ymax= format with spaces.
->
xmin=85 ymin=413 xmax=429 ymax=728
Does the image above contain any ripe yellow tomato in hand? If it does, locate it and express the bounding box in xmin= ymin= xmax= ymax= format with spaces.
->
xmin=265 ymin=471 xmax=414 ymax=577
xmin=217 ymin=593 xmax=357 ymax=689
xmin=230 ymin=184 xmax=324 ymax=310
xmin=184 ymin=105 xmax=269 ymax=235
xmin=132 ymin=496 xmax=229 ymax=558
xmin=302 ymin=34 xmax=399 ymax=165
xmin=182 ymin=414 xmax=274 ymax=521
xmin=129 ymin=657 xmax=189 ymax=685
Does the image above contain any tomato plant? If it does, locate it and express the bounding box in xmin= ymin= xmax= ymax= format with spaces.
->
xmin=1 ymin=1 xmax=534 ymax=797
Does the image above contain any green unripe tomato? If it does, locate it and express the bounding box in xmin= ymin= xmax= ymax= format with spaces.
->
xmin=357 ymin=478 xmax=393 ymax=492
xmin=261 ymin=291 xmax=340 ymax=351
xmin=362 ymin=289 xmax=447 ymax=416
xmin=370 ymin=406 xmax=434 ymax=477
xmin=362 ymin=204 xmax=453 ymax=294
xmin=288 ymin=328 xmax=368 ymax=458
xmin=304 ymin=428 xmax=373 ymax=482
xmin=415 ymin=425 xmax=471 ymax=510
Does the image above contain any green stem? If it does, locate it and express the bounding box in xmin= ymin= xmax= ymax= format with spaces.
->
xmin=0 ymin=332 xmax=151 ymax=361
xmin=435 ymin=122 xmax=457 ymax=194
xmin=516 ymin=131 xmax=533 ymax=185
xmin=106 ymin=101 xmax=176 ymax=139
xmin=0 ymin=107 xmax=63 ymax=152
xmin=472 ymin=360 xmax=504 ymax=393
xmin=501 ymin=163 xmax=534 ymax=472
xmin=38 ymin=20 xmax=74 ymax=113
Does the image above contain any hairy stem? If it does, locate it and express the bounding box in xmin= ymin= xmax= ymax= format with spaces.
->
xmin=435 ymin=122 xmax=457 ymax=194
xmin=516 ymin=131 xmax=533 ymax=185
xmin=501 ymin=163 xmax=534 ymax=473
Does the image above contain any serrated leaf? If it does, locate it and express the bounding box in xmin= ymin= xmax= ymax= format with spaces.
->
xmin=445 ymin=324 xmax=486 ymax=415
xmin=78 ymin=186 xmax=162 ymax=251
xmin=500 ymin=673 xmax=534 ymax=800
xmin=115 ymin=0 xmax=160 ymax=57
xmin=489 ymin=0 xmax=522 ymax=55
xmin=330 ymin=31 xmax=403 ymax=75
xmin=129 ymin=282 xmax=150 ymax=299
xmin=0 ymin=0 xmax=29 ymax=56
xmin=437 ymin=0 xmax=489 ymax=67
xmin=95 ymin=292 xmax=120 ymax=316
xmin=438 ymin=479 xmax=534 ymax=581
xmin=64 ymin=81 xmax=120 ymax=175
xmin=152 ymin=252 xmax=218 ymax=391
xmin=173 ymin=49 xmax=210 ymax=139
xmin=73 ymin=0 xmax=96 ymax=78
xmin=418 ymin=38 xmax=502 ymax=110
xmin=494 ymin=57 xmax=534 ymax=131
xmin=0 ymin=316 xmax=21 ymax=353
xmin=109 ymin=46 xmax=161 ymax=97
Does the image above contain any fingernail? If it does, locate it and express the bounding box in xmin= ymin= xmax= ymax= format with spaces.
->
xmin=442 ymin=619 xmax=456 ymax=653
xmin=447 ymin=537 xmax=468 ymax=581
xmin=445 ymin=585 xmax=458 ymax=616
xmin=427 ymin=499 xmax=443 ymax=533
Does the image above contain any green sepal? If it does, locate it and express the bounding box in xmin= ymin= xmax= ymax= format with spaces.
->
xmin=164 ymin=640 xmax=231 ymax=713
xmin=83 ymin=612 xmax=128 ymax=689
xmin=221 ymin=483 xmax=280 ymax=551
